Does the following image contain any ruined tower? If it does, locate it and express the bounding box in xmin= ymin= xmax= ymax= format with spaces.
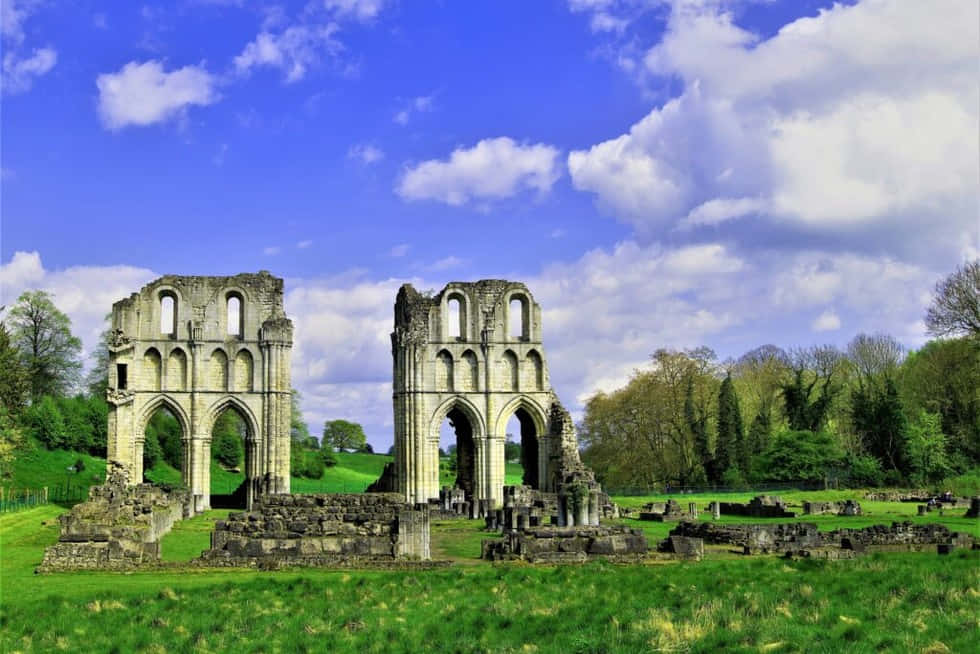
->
xmin=390 ymin=280 xmax=589 ymax=507
xmin=105 ymin=272 xmax=292 ymax=513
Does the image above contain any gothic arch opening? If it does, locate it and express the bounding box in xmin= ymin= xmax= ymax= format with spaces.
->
xmin=439 ymin=406 xmax=476 ymax=502
xmin=143 ymin=347 xmax=162 ymax=392
xmin=167 ymin=348 xmax=187 ymax=391
xmin=504 ymin=406 xmax=541 ymax=489
xmin=209 ymin=404 xmax=252 ymax=509
xmin=142 ymin=404 xmax=184 ymax=483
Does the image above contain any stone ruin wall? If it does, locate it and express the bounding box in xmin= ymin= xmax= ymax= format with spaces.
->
xmin=388 ymin=280 xmax=608 ymax=513
xmin=197 ymin=493 xmax=432 ymax=567
xmin=106 ymin=272 xmax=293 ymax=513
xmin=39 ymin=463 xmax=190 ymax=572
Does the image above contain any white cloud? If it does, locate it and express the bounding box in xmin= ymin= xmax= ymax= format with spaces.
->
xmin=347 ymin=143 xmax=384 ymax=165
xmin=425 ymin=256 xmax=465 ymax=272
xmin=812 ymin=310 xmax=841 ymax=332
xmin=1 ymin=1 xmax=56 ymax=94
xmin=2 ymin=47 xmax=56 ymax=94
xmin=393 ymin=94 xmax=434 ymax=125
xmin=234 ymin=23 xmax=341 ymax=83
xmin=96 ymin=60 xmax=218 ymax=130
xmin=323 ymin=0 xmax=385 ymax=22
xmin=263 ymin=246 xmax=281 ymax=256
xmin=397 ymin=137 xmax=561 ymax=206
xmin=389 ymin=244 xmax=410 ymax=257
xmin=568 ymin=0 xmax=979 ymax=260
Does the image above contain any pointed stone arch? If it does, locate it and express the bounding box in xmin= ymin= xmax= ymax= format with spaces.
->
xmin=435 ymin=349 xmax=454 ymax=392
xmin=166 ymin=348 xmax=187 ymax=391
xmin=523 ymin=349 xmax=544 ymax=391
xmin=142 ymin=347 xmax=162 ymax=392
xmin=460 ymin=349 xmax=479 ymax=392
xmin=233 ymin=349 xmax=254 ymax=392
xmin=209 ymin=348 xmax=228 ymax=391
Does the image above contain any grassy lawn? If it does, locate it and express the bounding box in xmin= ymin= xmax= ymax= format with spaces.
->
xmin=2 ymin=504 xmax=978 ymax=653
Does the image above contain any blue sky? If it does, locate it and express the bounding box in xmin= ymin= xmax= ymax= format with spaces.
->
xmin=2 ymin=0 xmax=977 ymax=448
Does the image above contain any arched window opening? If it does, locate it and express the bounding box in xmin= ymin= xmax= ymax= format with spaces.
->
xmin=436 ymin=350 xmax=454 ymax=392
xmin=160 ymin=294 xmax=177 ymax=336
xmin=227 ymin=295 xmax=243 ymax=337
xmin=210 ymin=406 xmax=250 ymax=509
xmin=439 ymin=407 xmax=476 ymax=503
xmin=447 ymin=297 xmax=462 ymax=339
xmin=509 ymin=297 xmax=527 ymax=341
xmin=523 ymin=350 xmax=544 ymax=391
xmin=506 ymin=408 xmax=539 ymax=489
xmin=143 ymin=405 xmax=183 ymax=483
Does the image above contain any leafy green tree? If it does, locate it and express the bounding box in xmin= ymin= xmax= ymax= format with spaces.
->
xmin=853 ymin=377 xmax=909 ymax=473
xmin=781 ymin=346 xmax=844 ymax=432
xmin=212 ymin=411 xmax=244 ymax=468
xmin=322 ymin=419 xmax=367 ymax=452
xmin=83 ymin=318 xmax=112 ymax=398
xmin=754 ymin=429 xmax=844 ymax=483
xmin=925 ymin=259 xmax=980 ymax=338
xmin=686 ymin=377 xmax=712 ymax=483
xmin=0 ymin=408 xmax=27 ymax=479
xmin=716 ymin=374 xmax=746 ymax=476
xmin=0 ymin=318 xmax=28 ymax=414
xmin=320 ymin=448 xmax=338 ymax=467
xmin=290 ymin=388 xmax=312 ymax=444
xmin=145 ymin=409 xmax=182 ymax=468
xmin=56 ymin=395 xmax=95 ymax=453
xmin=8 ymin=290 xmax=82 ymax=400
xmin=845 ymin=453 xmax=884 ymax=487
xmin=906 ymin=411 xmax=950 ymax=486
xmin=24 ymin=396 xmax=66 ymax=449
xmin=143 ymin=429 xmax=163 ymax=472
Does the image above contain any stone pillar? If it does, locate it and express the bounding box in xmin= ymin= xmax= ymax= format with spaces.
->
xmin=711 ymin=502 xmax=720 ymax=520
xmin=588 ymin=491 xmax=600 ymax=526
xmin=689 ymin=502 xmax=698 ymax=519
xmin=575 ymin=495 xmax=589 ymax=527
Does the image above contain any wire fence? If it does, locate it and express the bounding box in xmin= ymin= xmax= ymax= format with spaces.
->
xmin=0 ymin=483 xmax=87 ymax=513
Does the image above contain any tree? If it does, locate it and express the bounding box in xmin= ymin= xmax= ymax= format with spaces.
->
xmin=504 ymin=437 xmax=521 ymax=463
xmin=847 ymin=333 xmax=904 ymax=386
xmin=0 ymin=408 xmax=27 ymax=479
xmin=781 ymin=345 xmax=844 ymax=432
xmin=8 ymin=290 xmax=83 ymax=400
xmin=212 ymin=411 xmax=245 ymax=468
xmin=925 ymin=259 xmax=980 ymax=338
xmin=0 ymin=318 xmax=28 ymax=414
xmin=905 ymin=411 xmax=950 ymax=486
xmin=145 ymin=408 xmax=182 ymax=469
xmin=716 ymin=374 xmax=746 ymax=476
xmin=322 ymin=419 xmax=367 ymax=452
xmin=754 ymin=429 xmax=844 ymax=483
xmin=84 ymin=318 xmax=112 ymax=398
xmin=852 ymin=377 xmax=908 ymax=473
xmin=24 ymin=396 xmax=66 ymax=449
xmin=734 ymin=344 xmax=789 ymax=457
xmin=290 ymin=388 xmax=312 ymax=445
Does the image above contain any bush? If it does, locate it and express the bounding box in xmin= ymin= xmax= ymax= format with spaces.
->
xmin=720 ymin=465 xmax=747 ymax=489
xmin=143 ymin=430 xmax=163 ymax=472
xmin=24 ymin=396 xmax=66 ymax=449
xmin=754 ymin=429 xmax=844 ymax=483
xmin=939 ymin=468 xmax=980 ymax=497
xmin=320 ymin=448 xmax=337 ymax=467
xmin=74 ymin=457 xmax=86 ymax=473
xmin=214 ymin=431 xmax=243 ymax=468
xmin=846 ymin=454 xmax=884 ymax=487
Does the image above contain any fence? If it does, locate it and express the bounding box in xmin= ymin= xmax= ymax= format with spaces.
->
xmin=605 ymin=479 xmax=843 ymax=497
xmin=0 ymin=483 xmax=87 ymax=513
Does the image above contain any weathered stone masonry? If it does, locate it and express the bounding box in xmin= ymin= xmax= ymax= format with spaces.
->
xmin=389 ymin=280 xmax=597 ymax=509
xmin=106 ymin=272 xmax=292 ymax=512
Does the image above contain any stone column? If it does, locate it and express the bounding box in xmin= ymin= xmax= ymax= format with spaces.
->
xmin=689 ymin=502 xmax=699 ymax=519
xmin=588 ymin=491 xmax=600 ymax=526
xmin=711 ymin=502 xmax=720 ymax=520
xmin=575 ymin=495 xmax=589 ymax=526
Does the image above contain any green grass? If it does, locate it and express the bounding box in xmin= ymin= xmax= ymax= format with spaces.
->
xmin=2 ymin=504 xmax=978 ymax=653
xmin=2 ymin=445 xmax=107 ymax=498
xmin=158 ymin=509 xmax=233 ymax=562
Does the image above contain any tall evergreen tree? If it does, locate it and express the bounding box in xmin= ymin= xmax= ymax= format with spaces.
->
xmin=685 ymin=377 xmax=711 ymax=483
xmin=716 ymin=374 xmax=746 ymax=475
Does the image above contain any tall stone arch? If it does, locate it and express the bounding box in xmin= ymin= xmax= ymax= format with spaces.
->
xmin=390 ymin=279 xmax=590 ymax=507
xmin=105 ymin=272 xmax=293 ymax=513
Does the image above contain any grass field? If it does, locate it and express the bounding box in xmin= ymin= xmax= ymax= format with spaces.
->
xmin=2 ymin=504 xmax=978 ymax=653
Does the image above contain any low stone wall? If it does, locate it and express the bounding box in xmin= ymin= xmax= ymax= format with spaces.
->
xmin=720 ymin=495 xmax=795 ymax=518
xmin=482 ymin=525 xmax=648 ymax=563
xmin=638 ymin=499 xmax=698 ymax=522
xmin=667 ymin=520 xmax=975 ymax=554
xmin=38 ymin=462 xmax=189 ymax=572
xmin=196 ymin=493 xmax=430 ymax=567
xmin=803 ymin=500 xmax=862 ymax=516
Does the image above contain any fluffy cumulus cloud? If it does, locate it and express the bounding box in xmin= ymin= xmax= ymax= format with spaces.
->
xmin=234 ymin=23 xmax=342 ymax=83
xmin=397 ymin=137 xmax=561 ymax=206
xmin=1 ymin=0 xmax=57 ymax=94
xmin=323 ymin=0 xmax=385 ymax=22
xmin=568 ymin=0 xmax=979 ymax=261
xmin=96 ymin=60 xmax=219 ymax=129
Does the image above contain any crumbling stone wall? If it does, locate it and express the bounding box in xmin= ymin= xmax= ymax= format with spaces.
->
xmin=196 ymin=493 xmax=430 ymax=567
xmin=482 ymin=525 xmax=648 ymax=563
xmin=667 ymin=520 xmax=974 ymax=554
xmin=388 ymin=280 xmax=603 ymax=509
xmin=38 ymin=463 xmax=189 ymax=571
xmin=638 ymin=499 xmax=698 ymax=522
xmin=803 ymin=500 xmax=861 ymax=516
xmin=107 ymin=272 xmax=293 ymax=512
xmin=720 ymin=495 xmax=795 ymax=518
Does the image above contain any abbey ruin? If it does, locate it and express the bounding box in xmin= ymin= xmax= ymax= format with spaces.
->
xmin=388 ymin=280 xmax=598 ymax=508
xmin=104 ymin=272 xmax=293 ymax=513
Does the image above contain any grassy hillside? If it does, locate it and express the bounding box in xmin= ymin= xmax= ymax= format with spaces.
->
xmin=3 ymin=444 xmax=107 ymax=497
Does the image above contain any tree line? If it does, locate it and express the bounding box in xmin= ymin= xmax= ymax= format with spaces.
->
xmin=580 ymin=261 xmax=979 ymax=491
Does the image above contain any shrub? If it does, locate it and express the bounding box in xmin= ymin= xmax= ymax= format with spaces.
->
xmin=143 ymin=430 xmax=163 ymax=472
xmin=320 ymin=448 xmax=337 ymax=467
xmin=24 ymin=396 xmax=66 ymax=449
xmin=214 ymin=431 xmax=243 ymax=468
xmin=755 ymin=429 xmax=844 ymax=483
xmin=846 ymin=454 xmax=884 ymax=487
